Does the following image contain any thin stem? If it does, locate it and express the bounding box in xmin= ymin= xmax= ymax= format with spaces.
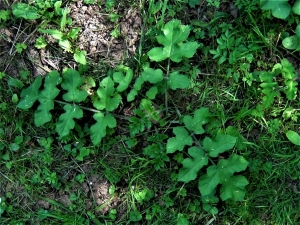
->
xmin=54 ymin=100 xmax=129 ymax=120
xmin=165 ymin=58 xmax=170 ymax=114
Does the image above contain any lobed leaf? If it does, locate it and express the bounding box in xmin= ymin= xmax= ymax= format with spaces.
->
xmin=35 ymin=71 xmax=62 ymax=126
xmin=17 ymin=76 xmax=42 ymax=109
xmin=167 ymin=127 xmax=193 ymax=154
xmin=93 ymin=77 xmax=121 ymax=111
xmin=220 ymin=175 xmax=249 ymax=201
xmin=167 ymin=72 xmax=190 ymax=90
xmin=183 ymin=107 xmax=210 ymax=134
xmin=198 ymin=154 xmax=248 ymax=196
xmin=178 ymin=147 xmax=209 ymax=182
xmin=113 ymin=69 xmax=133 ymax=92
xmin=203 ymin=134 xmax=236 ymax=157
xmin=147 ymin=19 xmax=200 ymax=62
xmin=90 ymin=112 xmax=116 ymax=145
xmin=141 ymin=68 xmax=164 ymax=84
xmin=61 ymin=69 xmax=88 ymax=102
xmin=55 ymin=104 xmax=83 ymax=138
xmin=260 ymin=0 xmax=291 ymax=19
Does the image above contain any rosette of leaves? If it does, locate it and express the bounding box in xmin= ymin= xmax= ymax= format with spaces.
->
xmin=166 ymin=107 xmax=249 ymax=214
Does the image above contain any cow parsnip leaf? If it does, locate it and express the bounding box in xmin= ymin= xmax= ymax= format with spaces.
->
xmin=167 ymin=72 xmax=190 ymax=90
xmin=35 ymin=71 xmax=62 ymax=126
xmin=141 ymin=68 xmax=164 ymax=84
xmin=17 ymin=76 xmax=42 ymax=109
xmin=61 ymin=69 xmax=88 ymax=102
xmin=127 ymin=77 xmax=145 ymax=102
xmin=260 ymin=0 xmax=291 ymax=19
xmin=198 ymin=154 xmax=248 ymax=196
xmin=55 ymin=104 xmax=83 ymax=138
xmin=147 ymin=19 xmax=200 ymax=62
xmin=293 ymin=0 xmax=300 ymax=15
xmin=183 ymin=107 xmax=210 ymax=134
xmin=93 ymin=77 xmax=121 ymax=111
xmin=167 ymin=127 xmax=193 ymax=154
xmin=113 ymin=69 xmax=133 ymax=92
xmin=90 ymin=112 xmax=116 ymax=145
xmin=220 ymin=175 xmax=249 ymax=201
xmin=203 ymin=134 xmax=236 ymax=157
xmin=178 ymin=147 xmax=209 ymax=182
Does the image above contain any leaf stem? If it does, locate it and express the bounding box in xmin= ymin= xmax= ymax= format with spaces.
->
xmin=54 ymin=100 xmax=129 ymax=120
xmin=165 ymin=58 xmax=170 ymax=114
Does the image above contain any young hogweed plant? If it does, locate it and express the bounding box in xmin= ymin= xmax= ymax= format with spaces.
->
xmin=17 ymin=67 xmax=133 ymax=145
xmin=166 ymin=107 xmax=249 ymax=214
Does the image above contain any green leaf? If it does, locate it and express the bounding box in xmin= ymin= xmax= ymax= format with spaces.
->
xmin=7 ymin=77 xmax=24 ymax=88
xmin=178 ymin=147 xmax=209 ymax=182
xmin=17 ymin=76 xmax=42 ymax=109
xmin=220 ymin=175 xmax=249 ymax=201
xmin=285 ymin=80 xmax=298 ymax=100
xmin=38 ymin=29 xmax=64 ymax=40
xmin=281 ymin=58 xmax=297 ymax=80
xmin=198 ymin=154 xmax=248 ymax=196
xmin=141 ymin=68 xmax=164 ymax=84
xmin=147 ymin=19 xmax=200 ymax=62
xmin=167 ymin=127 xmax=193 ymax=154
xmin=286 ymin=130 xmax=300 ymax=146
xmin=129 ymin=210 xmax=142 ymax=222
xmin=146 ymin=86 xmax=158 ymax=99
xmin=35 ymin=36 xmax=47 ymax=49
xmin=225 ymin=126 xmax=247 ymax=150
xmin=292 ymin=0 xmax=300 ymax=15
xmin=61 ymin=69 xmax=88 ymax=102
xmin=296 ymin=24 xmax=300 ymax=37
xmin=76 ymin=147 xmax=90 ymax=161
xmin=55 ymin=104 xmax=83 ymax=138
xmin=127 ymin=89 xmax=138 ymax=102
xmin=280 ymin=58 xmax=298 ymax=100
xmin=90 ymin=113 xmax=117 ymax=145
xmin=35 ymin=71 xmax=62 ymax=126
xmin=282 ymin=35 xmax=300 ymax=50
xmin=259 ymin=71 xmax=279 ymax=108
xmin=59 ymin=39 xmax=72 ymax=52
xmin=260 ymin=0 xmax=291 ymax=19
xmin=12 ymin=3 xmax=40 ymax=20
xmin=178 ymin=215 xmax=190 ymax=225
xmin=74 ymin=50 xmax=87 ymax=65
xmin=113 ymin=69 xmax=133 ymax=92
xmin=9 ymin=143 xmax=20 ymax=151
xmin=203 ymin=134 xmax=237 ymax=157
xmin=68 ymin=28 xmax=81 ymax=40
xmin=127 ymin=77 xmax=145 ymax=101
xmin=168 ymin=72 xmax=190 ymax=90
xmin=93 ymin=77 xmax=121 ymax=111
xmin=202 ymin=203 xmax=218 ymax=215
xmin=189 ymin=0 xmax=199 ymax=8
xmin=183 ymin=107 xmax=210 ymax=134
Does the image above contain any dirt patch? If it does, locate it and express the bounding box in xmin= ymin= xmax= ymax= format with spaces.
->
xmin=70 ymin=0 xmax=141 ymax=66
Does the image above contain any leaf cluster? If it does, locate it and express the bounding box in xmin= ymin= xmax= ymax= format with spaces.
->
xmin=17 ymin=68 xmax=134 ymax=145
xmin=166 ymin=107 xmax=249 ymax=214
